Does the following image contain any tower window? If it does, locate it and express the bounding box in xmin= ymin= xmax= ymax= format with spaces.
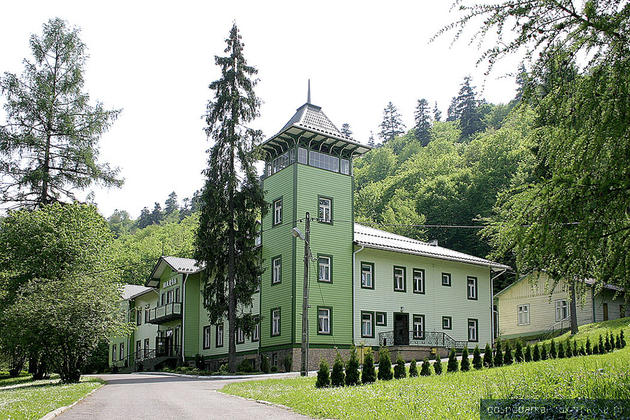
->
xmin=318 ymin=197 xmax=332 ymax=223
xmin=272 ymin=257 xmax=282 ymax=284
xmin=273 ymin=198 xmax=282 ymax=226
xmin=318 ymin=255 xmax=331 ymax=282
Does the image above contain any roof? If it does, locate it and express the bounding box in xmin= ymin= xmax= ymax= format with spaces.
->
xmin=146 ymin=256 xmax=204 ymax=287
xmin=494 ymin=273 xmax=625 ymax=298
xmin=260 ymin=101 xmax=371 ymax=160
xmin=121 ymin=284 xmax=154 ymax=300
xmin=353 ymin=223 xmax=510 ymax=270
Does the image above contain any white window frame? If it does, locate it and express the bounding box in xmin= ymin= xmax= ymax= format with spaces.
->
xmin=413 ymin=315 xmax=425 ymax=339
xmin=216 ymin=324 xmax=224 ymax=347
xmin=318 ymin=197 xmax=332 ymax=223
xmin=467 ymin=276 xmax=478 ymax=300
xmin=361 ymin=262 xmax=373 ymax=288
xmin=112 ymin=344 xmax=117 ymax=361
xmin=273 ymin=198 xmax=282 ymax=226
xmin=555 ymin=300 xmax=569 ymax=321
xmin=144 ymin=338 xmax=149 ymax=358
xmin=119 ymin=343 xmax=124 ymax=361
xmin=272 ymin=257 xmax=281 ymax=284
xmin=517 ymin=304 xmax=530 ymax=325
xmin=252 ymin=320 xmax=260 ymax=342
xmin=442 ymin=316 xmax=452 ymax=330
xmin=236 ymin=327 xmax=245 ymax=344
xmin=318 ymin=308 xmax=331 ymax=334
xmin=272 ymin=309 xmax=281 ymax=336
xmin=442 ymin=272 xmax=452 ymax=286
xmin=361 ymin=312 xmax=373 ymax=338
xmin=318 ymin=256 xmax=331 ymax=282
xmin=413 ymin=269 xmax=425 ymax=294
xmin=394 ymin=266 xmax=405 ymax=291
xmin=468 ymin=319 xmax=478 ymax=342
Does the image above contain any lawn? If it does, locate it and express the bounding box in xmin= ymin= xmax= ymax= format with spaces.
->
xmin=0 ymin=376 xmax=103 ymax=420
xmin=222 ymin=343 xmax=630 ymax=419
xmin=537 ymin=317 xmax=630 ymax=348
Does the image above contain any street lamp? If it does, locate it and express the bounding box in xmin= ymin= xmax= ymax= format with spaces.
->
xmin=293 ymin=213 xmax=311 ymax=376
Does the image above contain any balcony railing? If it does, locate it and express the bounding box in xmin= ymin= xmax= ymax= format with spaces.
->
xmin=378 ymin=330 xmax=470 ymax=349
xmin=147 ymin=302 xmax=182 ymax=324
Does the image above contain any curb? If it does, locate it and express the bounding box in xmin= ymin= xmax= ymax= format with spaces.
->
xmin=134 ymin=371 xmax=312 ymax=380
xmin=39 ymin=384 xmax=102 ymax=420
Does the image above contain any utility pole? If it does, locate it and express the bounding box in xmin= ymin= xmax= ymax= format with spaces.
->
xmin=301 ymin=212 xmax=311 ymax=376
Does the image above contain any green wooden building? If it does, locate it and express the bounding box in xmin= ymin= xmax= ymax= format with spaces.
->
xmin=110 ymin=95 xmax=508 ymax=371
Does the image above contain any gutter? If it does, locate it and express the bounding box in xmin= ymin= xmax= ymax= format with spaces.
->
xmin=181 ymin=273 xmax=189 ymax=364
xmin=352 ymin=245 xmax=365 ymax=345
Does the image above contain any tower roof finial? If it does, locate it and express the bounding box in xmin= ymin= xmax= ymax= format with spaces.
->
xmin=307 ymin=79 xmax=311 ymax=104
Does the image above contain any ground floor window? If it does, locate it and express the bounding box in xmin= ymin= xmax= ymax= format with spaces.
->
xmin=216 ymin=324 xmax=224 ymax=347
xmin=555 ymin=300 xmax=569 ymax=321
xmin=468 ymin=318 xmax=478 ymax=342
xmin=252 ymin=319 xmax=260 ymax=342
xmin=318 ymin=307 xmax=331 ymax=334
xmin=361 ymin=311 xmax=374 ymax=338
xmin=136 ymin=340 xmax=141 ymax=359
xmin=413 ymin=314 xmax=425 ymax=339
xmin=517 ymin=304 xmax=530 ymax=325
xmin=376 ymin=311 xmax=387 ymax=326
xmin=119 ymin=343 xmax=124 ymax=361
xmin=203 ymin=326 xmax=211 ymax=349
xmin=271 ymin=308 xmax=281 ymax=336
xmin=144 ymin=338 xmax=150 ymax=358
xmin=442 ymin=316 xmax=452 ymax=330
xmin=236 ymin=327 xmax=245 ymax=344
xmin=112 ymin=344 xmax=117 ymax=361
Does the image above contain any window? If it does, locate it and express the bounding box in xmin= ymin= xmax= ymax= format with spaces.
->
xmin=112 ymin=344 xmax=117 ymax=361
xmin=318 ymin=256 xmax=331 ymax=282
xmin=442 ymin=273 xmax=452 ymax=286
xmin=298 ymin=147 xmax=307 ymax=164
xmin=318 ymin=197 xmax=332 ymax=223
xmin=144 ymin=308 xmax=150 ymax=323
xmin=621 ymin=304 xmax=626 ymax=318
xmin=271 ymin=308 xmax=281 ymax=336
xmin=361 ymin=312 xmax=374 ymax=338
xmin=413 ymin=269 xmax=425 ymax=294
xmin=119 ymin=343 xmax=124 ymax=361
xmin=376 ymin=312 xmax=387 ymax=326
xmin=136 ymin=309 xmax=142 ymax=326
xmin=203 ymin=326 xmax=211 ymax=349
xmin=252 ymin=319 xmax=260 ymax=342
xmin=273 ymin=198 xmax=282 ymax=226
xmin=340 ymin=159 xmax=350 ymax=175
xmin=555 ymin=300 xmax=569 ymax=321
xmin=175 ymin=287 xmax=180 ymax=303
xmin=255 ymin=275 xmax=261 ymax=293
xmin=167 ymin=289 xmax=173 ymax=304
xmin=442 ymin=316 xmax=452 ymax=330
xmin=160 ymin=293 xmax=165 ymax=306
xmin=318 ymin=307 xmax=331 ymax=334
xmin=272 ymin=256 xmax=282 ymax=284
xmin=467 ymin=276 xmax=478 ymax=300
xmin=517 ymin=304 xmax=530 ymax=325
xmin=216 ymin=324 xmax=224 ymax=347
xmin=144 ymin=338 xmax=149 ymax=358
xmin=413 ymin=315 xmax=425 ymax=339
xmin=309 ymin=150 xmax=339 ymax=172
xmin=393 ymin=266 xmax=406 ymax=292
xmin=236 ymin=327 xmax=245 ymax=344
xmin=136 ymin=340 xmax=142 ymax=359
xmin=271 ymin=353 xmax=278 ymax=367
xmin=468 ymin=318 xmax=478 ymax=342
xmin=361 ymin=262 xmax=374 ymax=289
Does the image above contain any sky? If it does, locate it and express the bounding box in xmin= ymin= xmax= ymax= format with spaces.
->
xmin=1 ymin=1 xmax=521 ymax=219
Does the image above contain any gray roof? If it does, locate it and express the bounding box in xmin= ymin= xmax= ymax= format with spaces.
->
xmin=121 ymin=284 xmax=154 ymax=300
xmin=354 ymin=223 xmax=510 ymax=270
xmin=146 ymin=256 xmax=204 ymax=287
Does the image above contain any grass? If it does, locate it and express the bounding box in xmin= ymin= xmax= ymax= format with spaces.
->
xmin=0 ymin=372 xmax=34 ymax=389
xmin=222 ymin=320 xmax=630 ymax=419
xmin=536 ymin=317 xmax=630 ymax=348
xmin=0 ymin=376 xmax=103 ymax=420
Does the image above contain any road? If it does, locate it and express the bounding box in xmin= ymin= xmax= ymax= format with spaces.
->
xmin=57 ymin=373 xmax=310 ymax=420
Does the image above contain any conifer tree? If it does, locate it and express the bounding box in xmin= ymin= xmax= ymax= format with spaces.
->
xmin=460 ymin=347 xmax=470 ymax=371
xmin=331 ymin=353 xmax=345 ymax=386
xmin=549 ymin=339 xmax=557 ymax=359
xmin=533 ymin=344 xmax=540 ymax=361
xmin=316 ymin=359 xmax=330 ymax=388
xmin=472 ymin=345 xmax=483 ymax=369
xmin=573 ymin=340 xmax=578 ymax=356
xmin=598 ymin=335 xmax=605 ymax=354
xmin=483 ymin=343 xmax=494 ymax=368
xmin=580 ymin=344 xmax=586 ymax=356
xmin=164 ymin=191 xmax=179 ymax=216
xmin=361 ymin=349 xmax=376 ymax=384
xmin=433 ymin=101 xmax=442 ymax=122
xmin=409 ymin=359 xmax=418 ymax=377
xmin=414 ymin=98 xmax=432 ymax=146
xmin=394 ymin=354 xmax=406 ymax=379
xmin=446 ymin=76 xmax=484 ymax=140
xmin=514 ymin=62 xmax=528 ymax=102
xmin=379 ymin=102 xmax=406 ymax=142
xmin=620 ymin=330 xmax=626 ymax=348
xmin=503 ymin=342 xmax=513 ymax=365
xmin=377 ymin=347 xmax=393 ymax=380
xmin=541 ymin=345 xmax=548 ymax=360
xmin=524 ymin=344 xmax=532 ymax=362
xmin=447 ymin=348 xmax=458 ymax=373
xmin=195 ymin=24 xmax=268 ymax=372
xmin=557 ymin=341 xmax=565 ymax=358
xmin=433 ymin=352 xmax=443 ymax=375
xmin=586 ymin=337 xmax=592 ymax=355
xmin=494 ymin=340 xmax=503 ymax=367
xmin=606 ymin=331 xmax=612 ymax=352
xmin=514 ymin=341 xmax=524 ymax=362
xmin=340 ymin=123 xmax=353 ymax=137
xmin=565 ymin=340 xmax=573 ymax=358
xmin=367 ymin=131 xmax=376 ymax=148
xmin=420 ymin=358 xmax=431 ymax=376
xmin=345 ymin=347 xmax=360 ymax=386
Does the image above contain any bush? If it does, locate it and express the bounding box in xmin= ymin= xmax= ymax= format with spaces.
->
xmin=586 ymin=337 xmax=592 ymax=355
xmin=557 ymin=341 xmax=565 ymax=358
xmin=494 ymin=341 xmax=503 ymax=367
xmin=514 ymin=342 xmax=524 ymax=363
xmin=541 ymin=345 xmax=548 ymax=360
xmin=472 ymin=345 xmax=482 ymax=369
xmin=580 ymin=344 xmax=586 ymax=356
xmin=271 ymin=366 xmax=278 ymax=373
xmin=361 ymin=349 xmax=376 ymax=384
xmin=345 ymin=347 xmax=360 ymax=386
xmin=420 ymin=358 xmax=431 ymax=376
xmin=394 ymin=354 xmax=406 ymax=379
xmin=614 ymin=334 xmax=620 ymax=349
xmin=483 ymin=343 xmax=493 ymax=368
xmin=533 ymin=344 xmax=540 ymax=361
xmin=331 ymin=353 xmax=345 ymax=387
xmin=316 ymin=359 xmax=330 ymax=388
xmin=237 ymin=359 xmax=254 ymax=373
xmin=219 ymin=364 xmax=229 ymax=374
xmin=524 ymin=344 xmax=532 ymax=362
xmin=195 ymin=354 xmax=204 ymax=370
xmin=621 ymin=329 xmax=626 ymax=347
xmin=550 ymin=339 xmax=557 ymax=359
xmin=573 ymin=340 xmax=578 ymax=356
xmin=377 ymin=347 xmax=393 ymax=381
xmin=447 ymin=348 xmax=458 ymax=373
xmin=283 ymin=355 xmax=292 ymax=373
xmin=605 ymin=332 xmax=612 ymax=352
xmin=598 ymin=334 xmax=605 ymax=354
xmin=261 ymin=355 xmax=270 ymax=373
xmin=503 ymin=342 xmax=513 ymax=365
xmin=409 ymin=359 xmax=418 ymax=377
xmin=460 ymin=347 xmax=470 ymax=372
xmin=565 ymin=340 xmax=573 ymax=358
xmin=433 ymin=352 xmax=443 ymax=375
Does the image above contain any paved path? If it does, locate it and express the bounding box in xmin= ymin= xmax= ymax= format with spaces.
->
xmin=57 ymin=373 xmax=310 ymax=420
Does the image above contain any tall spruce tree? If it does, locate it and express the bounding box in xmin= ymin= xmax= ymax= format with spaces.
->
xmin=447 ymin=76 xmax=484 ymax=141
xmin=379 ymin=102 xmax=405 ymax=142
xmin=433 ymin=101 xmax=442 ymax=122
xmin=0 ymin=18 xmax=122 ymax=208
xmin=164 ymin=191 xmax=179 ymax=216
xmin=413 ymin=98 xmax=432 ymax=146
xmin=195 ymin=24 xmax=267 ymax=372
xmin=340 ymin=123 xmax=353 ymax=137
xmin=367 ymin=131 xmax=376 ymax=148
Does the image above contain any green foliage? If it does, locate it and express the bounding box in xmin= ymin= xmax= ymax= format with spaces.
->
xmin=494 ymin=341 xmax=503 ymax=367
xmin=550 ymin=339 xmax=557 ymax=359
xmin=514 ymin=342 xmax=524 ymax=363
xmin=472 ymin=346 xmax=482 ymax=369
xmin=377 ymin=347 xmax=393 ymax=381
xmin=361 ymin=349 xmax=376 ymax=384
xmin=446 ymin=348 xmax=458 ymax=373
xmin=621 ymin=330 xmax=626 ymax=348
xmin=379 ymin=101 xmax=406 ymax=142
xmin=315 ymin=359 xmax=330 ymax=388
xmin=599 ymin=335 xmax=605 ymax=354
xmin=447 ymin=76 xmax=485 ymax=141
xmin=331 ymin=354 xmax=345 ymax=387
xmin=238 ymin=359 xmax=254 ymax=373
xmin=605 ymin=332 xmax=612 ymax=352
xmin=283 ymin=356 xmax=292 ymax=373
xmin=433 ymin=352 xmax=443 ymax=375
xmin=460 ymin=347 xmax=470 ymax=372
xmin=409 ymin=359 xmax=418 ymax=377
xmin=565 ymin=340 xmax=573 ymax=358
xmin=420 ymin=358 xmax=431 ymax=376
xmin=557 ymin=342 xmax=565 ymax=359
xmin=503 ymin=343 xmax=513 ymax=365
xmin=586 ymin=337 xmax=593 ymax=355
xmin=393 ymin=355 xmax=406 ymax=379
xmin=0 ymin=18 xmax=122 ymax=207
xmin=261 ymin=355 xmax=270 ymax=374
xmin=414 ymin=98 xmax=432 ymax=146
xmin=483 ymin=343 xmax=493 ymax=368
xmin=541 ymin=345 xmax=548 ymax=360
xmin=532 ymin=344 xmax=540 ymax=362
xmin=345 ymin=348 xmax=360 ymax=386
xmin=524 ymin=344 xmax=532 ymax=362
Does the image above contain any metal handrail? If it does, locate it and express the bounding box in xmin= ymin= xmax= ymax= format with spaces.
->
xmin=378 ymin=330 xmax=469 ymax=349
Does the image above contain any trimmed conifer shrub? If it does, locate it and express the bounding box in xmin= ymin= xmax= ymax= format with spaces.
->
xmin=433 ymin=352 xmax=443 ymax=375
xmin=557 ymin=341 xmax=565 ymax=358
xmin=550 ymin=339 xmax=557 ymax=359
xmin=447 ymin=348 xmax=458 ymax=373
xmin=331 ymin=353 xmax=345 ymax=387
xmin=532 ymin=344 xmax=540 ymax=361
xmin=503 ymin=342 xmax=513 ymax=365
xmin=494 ymin=341 xmax=503 ymax=367
xmin=409 ymin=359 xmax=418 ymax=377
xmin=541 ymin=345 xmax=548 ymax=360
xmin=361 ymin=349 xmax=376 ymax=384
xmin=377 ymin=347 xmax=393 ymax=381
xmin=598 ymin=334 xmax=605 ymax=354
xmin=566 ymin=340 xmax=573 ymax=358
xmin=524 ymin=344 xmax=532 ymax=362
xmin=514 ymin=341 xmax=524 ymax=363
xmin=586 ymin=337 xmax=592 ymax=355
xmin=316 ymin=359 xmax=330 ymax=388
xmin=393 ymin=354 xmax=406 ymax=379
xmin=472 ymin=345 xmax=483 ymax=369
xmin=460 ymin=347 xmax=470 ymax=372
xmin=483 ymin=343 xmax=494 ymax=368
xmin=420 ymin=358 xmax=431 ymax=376
xmin=580 ymin=344 xmax=586 ymax=356
xmin=345 ymin=347 xmax=360 ymax=386
xmin=621 ymin=329 xmax=626 ymax=347
xmin=605 ymin=332 xmax=612 ymax=352
xmin=614 ymin=334 xmax=620 ymax=349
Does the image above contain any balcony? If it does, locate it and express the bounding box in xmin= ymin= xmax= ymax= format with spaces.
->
xmin=147 ymin=302 xmax=182 ymax=324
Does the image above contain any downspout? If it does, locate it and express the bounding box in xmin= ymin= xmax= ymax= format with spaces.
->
xmin=490 ymin=268 xmax=507 ymax=346
xmin=352 ymin=245 xmax=365 ymax=347
xmin=591 ymin=285 xmax=596 ymax=323
xmin=181 ymin=273 xmax=189 ymax=364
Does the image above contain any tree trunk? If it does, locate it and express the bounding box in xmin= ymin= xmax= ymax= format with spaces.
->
xmin=569 ymin=279 xmax=579 ymax=335
xmin=9 ymin=354 xmax=25 ymax=378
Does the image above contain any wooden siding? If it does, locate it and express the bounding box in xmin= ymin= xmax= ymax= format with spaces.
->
xmin=183 ymin=273 xmax=200 ymax=357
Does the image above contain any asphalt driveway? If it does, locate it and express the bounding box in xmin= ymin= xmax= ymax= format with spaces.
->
xmin=57 ymin=373 xmax=309 ymax=419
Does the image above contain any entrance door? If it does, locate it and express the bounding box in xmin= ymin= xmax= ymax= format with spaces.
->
xmin=394 ymin=313 xmax=409 ymax=345
xmin=603 ymin=303 xmax=609 ymax=321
